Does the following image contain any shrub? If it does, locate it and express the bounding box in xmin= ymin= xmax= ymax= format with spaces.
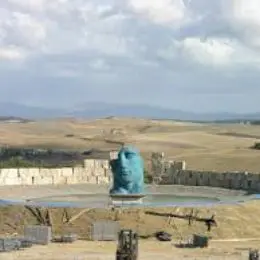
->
xmin=144 ymin=169 xmax=153 ymax=184
xmin=0 ymin=157 xmax=41 ymax=168
xmin=252 ymin=142 xmax=260 ymax=150
xmin=0 ymin=157 xmax=77 ymax=168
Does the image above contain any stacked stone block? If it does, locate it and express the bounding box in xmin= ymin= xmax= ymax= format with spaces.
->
xmin=0 ymin=158 xmax=111 ymax=186
xmin=156 ymin=157 xmax=260 ymax=192
xmin=0 ymin=155 xmax=260 ymax=193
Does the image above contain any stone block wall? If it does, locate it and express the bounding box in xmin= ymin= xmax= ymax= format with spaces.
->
xmin=0 ymin=152 xmax=260 ymax=193
xmin=152 ymin=155 xmax=260 ymax=192
xmin=0 ymin=159 xmax=112 ymax=186
xmin=161 ymin=168 xmax=260 ymax=192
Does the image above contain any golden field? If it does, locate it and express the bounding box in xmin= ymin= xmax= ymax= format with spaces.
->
xmin=0 ymin=117 xmax=260 ymax=172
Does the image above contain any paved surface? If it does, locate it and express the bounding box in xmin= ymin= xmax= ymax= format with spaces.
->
xmin=0 ymin=184 xmax=248 ymax=200
xmin=0 ymin=184 xmax=250 ymax=208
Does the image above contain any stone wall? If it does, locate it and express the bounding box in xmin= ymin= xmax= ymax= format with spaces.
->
xmin=160 ymin=168 xmax=260 ymax=192
xmin=1 ymin=151 xmax=260 ymax=193
xmin=150 ymin=153 xmax=260 ymax=192
xmin=0 ymin=159 xmax=112 ymax=186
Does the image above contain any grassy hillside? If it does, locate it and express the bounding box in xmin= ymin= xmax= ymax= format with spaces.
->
xmin=0 ymin=118 xmax=259 ymax=172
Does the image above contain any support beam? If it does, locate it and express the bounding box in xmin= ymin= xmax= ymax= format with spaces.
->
xmin=35 ymin=207 xmax=46 ymax=225
xmin=45 ymin=209 xmax=53 ymax=226
xmin=25 ymin=206 xmax=44 ymax=225
xmin=145 ymin=210 xmax=217 ymax=231
xmin=65 ymin=209 xmax=91 ymax=224
xmin=62 ymin=209 xmax=71 ymax=224
xmin=25 ymin=206 xmax=52 ymax=226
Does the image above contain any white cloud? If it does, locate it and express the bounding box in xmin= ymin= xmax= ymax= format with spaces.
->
xmin=225 ymin=0 xmax=260 ymax=26
xmin=7 ymin=0 xmax=47 ymax=12
xmin=89 ymin=58 xmax=110 ymax=71
xmin=222 ymin=0 xmax=260 ymax=48
xmin=1 ymin=0 xmax=260 ymax=112
xmin=175 ymin=37 xmax=235 ymax=66
xmin=0 ymin=8 xmax=47 ymax=60
xmin=2 ymin=0 xmax=260 ymax=68
xmin=1 ymin=0 xmax=258 ymax=67
xmin=182 ymin=38 xmax=260 ymax=70
xmin=0 ymin=45 xmax=26 ymax=60
xmin=9 ymin=12 xmax=46 ymax=44
xmin=6 ymin=0 xmax=70 ymax=13
xmin=1 ymin=1 xmax=135 ymax=59
xmin=128 ymin=0 xmax=189 ymax=26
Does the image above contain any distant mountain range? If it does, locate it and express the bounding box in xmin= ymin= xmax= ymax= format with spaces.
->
xmin=0 ymin=116 xmax=31 ymax=123
xmin=0 ymin=102 xmax=259 ymax=122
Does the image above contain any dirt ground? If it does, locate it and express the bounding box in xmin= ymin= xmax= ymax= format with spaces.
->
xmin=1 ymin=118 xmax=260 ymax=172
xmin=0 ymin=239 xmax=259 ymax=260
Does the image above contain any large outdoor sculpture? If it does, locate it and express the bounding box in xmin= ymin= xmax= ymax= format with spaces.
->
xmin=109 ymin=146 xmax=144 ymax=195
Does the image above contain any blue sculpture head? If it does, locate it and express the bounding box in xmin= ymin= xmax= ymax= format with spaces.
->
xmin=109 ymin=146 xmax=144 ymax=195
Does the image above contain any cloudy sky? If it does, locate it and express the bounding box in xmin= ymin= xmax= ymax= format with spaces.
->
xmin=1 ymin=0 xmax=260 ymax=113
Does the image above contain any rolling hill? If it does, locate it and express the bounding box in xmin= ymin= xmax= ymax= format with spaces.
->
xmin=0 ymin=101 xmax=260 ymax=121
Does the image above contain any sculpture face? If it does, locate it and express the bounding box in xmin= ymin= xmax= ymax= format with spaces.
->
xmin=109 ymin=146 xmax=144 ymax=195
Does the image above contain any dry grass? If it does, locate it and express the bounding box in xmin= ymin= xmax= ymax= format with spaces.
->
xmin=0 ymin=202 xmax=258 ymax=238
xmin=0 ymin=118 xmax=260 ymax=172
